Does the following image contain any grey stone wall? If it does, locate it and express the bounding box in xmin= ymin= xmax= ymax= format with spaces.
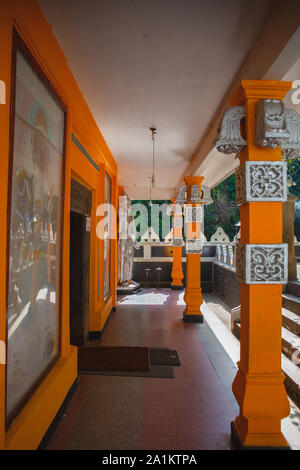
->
xmin=212 ymin=263 xmax=240 ymax=308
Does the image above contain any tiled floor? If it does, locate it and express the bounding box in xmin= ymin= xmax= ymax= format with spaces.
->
xmin=46 ymin=289 xmax=242 ymax=450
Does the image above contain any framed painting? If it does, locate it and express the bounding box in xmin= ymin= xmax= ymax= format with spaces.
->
xmin=5 ymin=31 xmax=66 ymax=424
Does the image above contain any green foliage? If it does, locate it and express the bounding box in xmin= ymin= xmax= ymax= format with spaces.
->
xmin=131 ymin=200 xmax=172 ymax=241
xmin=204 ymin=173 xmax=240 ymax=241
xmin=286 ymin=159 xmax=300 ymax=239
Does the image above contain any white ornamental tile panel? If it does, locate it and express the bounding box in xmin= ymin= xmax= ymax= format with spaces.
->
xmin=236 ymin=161 xmax=287 ymax=206
xmin=236 ymin=243 xmax=288 ymax=284
xmin=186 ymin=238 xmax=203 ymax=254
xmin=173 ymin=217 xmax=183 ymax=228
xmin=173 ymin=237 xmax=184 ymax=247
xmin=184 ymin=206 xmax=203 ymax=223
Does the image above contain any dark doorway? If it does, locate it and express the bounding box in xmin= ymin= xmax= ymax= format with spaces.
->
xmin=69 ymin=179 xmax=92 ymax=346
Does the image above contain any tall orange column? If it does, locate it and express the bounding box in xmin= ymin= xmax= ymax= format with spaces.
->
xmin=183 ymin=176 xmax=204 ymax=322
xmin=171 ymin=198 xmax=184 ymax=290
xmin=231 ymin=80 xmax=291 ymax=448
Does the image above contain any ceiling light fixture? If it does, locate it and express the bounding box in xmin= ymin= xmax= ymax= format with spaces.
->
xmin=148 ymin=176 xmax=153 ymax=206
xmin=150 ymin=127 xmax=157 ymax=188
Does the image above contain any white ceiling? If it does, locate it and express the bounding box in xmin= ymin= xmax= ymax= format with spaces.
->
xmin=39 ymin=0 xmax=274 ymax=196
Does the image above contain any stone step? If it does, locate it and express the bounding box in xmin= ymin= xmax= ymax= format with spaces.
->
xmin=282 ymin=308 xmax=300 ymax=336
xmin=233 ymin=322 xmax=300 ymax=408
xmin=282 ymin=355 xmax=300 ymax=409
xmin=286 ymin=281 xmax=300 ymax=298
xmin=282 ymin=327 xmax=300 ymax=364
xmin=282 ymin=293 xmax=300 ymax=317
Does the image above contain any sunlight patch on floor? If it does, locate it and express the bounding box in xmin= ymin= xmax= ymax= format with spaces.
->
xmin=119 ymin=292 xmax=170 ymax=305
xmin=176 ymin=292 xmax=185 ymax=305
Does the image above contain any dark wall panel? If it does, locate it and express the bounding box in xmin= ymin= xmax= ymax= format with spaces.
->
xmin=212 ymin=264 xmax=240 ymax=308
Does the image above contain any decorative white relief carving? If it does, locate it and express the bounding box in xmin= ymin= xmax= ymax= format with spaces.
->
xmin=235 ymin=161 xmax=287 ymax=206
xmin=200 ymin=185 xmax=213 ymax=205
xmin=236 ymin=243 xmax=288 ymax=284
xmin=255 ymin=100 xmax=300 ymax=159
xmin=216 ymin=106 xmax=246 ymax=154
xmin=190 ymin=184 xmax=201 ymax=203
xmin=173 ymin=237 xmax=184 ymax=247
xmin=186 ymin=238 xmax=203 ymax=254
xmin=175 ymin=185 xmax=187 ymax=204
xmin=281 ymin=109 xmax=300 ymax=160
xmin=210 ymin=227 xmax=230 ymax=243
xmin=184 ymin=206 xmax=203 ymax=223
xmin=255 ymin=99 xmax=290 ymax=149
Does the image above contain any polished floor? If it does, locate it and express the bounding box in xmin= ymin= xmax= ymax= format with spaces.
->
xmin=46 ymin=289 xmax=242 ymax=450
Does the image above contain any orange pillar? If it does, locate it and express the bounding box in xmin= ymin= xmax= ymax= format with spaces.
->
xmin=231 ymin=80 xmax=291 ymax=448
xmin=183 ymin=176 xmax=204 ymax=323
xmin=171 ymin=198 xmax=184 ymax=290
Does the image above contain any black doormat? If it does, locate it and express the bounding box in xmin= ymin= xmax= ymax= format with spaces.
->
xmin=77 ymin=346 xmax=176 ymax=378
xmin=150 ymin=348 xmax=181 ymax=366
xmin=78 ymin=346 xmax=149 ymax=372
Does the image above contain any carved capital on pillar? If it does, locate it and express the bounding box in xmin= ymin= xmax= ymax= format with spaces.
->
xmin=172 ymin=237 xmax=184 ymax=247
xmin=281 ymin=108 xmax=300 ymax=160
xmin=175 ymin=185 xmax=187 ymax=204
xmin=184 ymin=176 xmax=204 ymax=202
xmin=216 ymin=105 xmax=246 ymax=154
xmin=255 ymin=99 xmax=289 ymax=149
xmin=236 ymin=243 xmax=288 ymax=284
xmin=235 ymin=161 xmax=287 ymax=206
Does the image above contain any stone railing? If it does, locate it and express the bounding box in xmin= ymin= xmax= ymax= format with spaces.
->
xmin=214 ymin=243 xmax=236 ymax=270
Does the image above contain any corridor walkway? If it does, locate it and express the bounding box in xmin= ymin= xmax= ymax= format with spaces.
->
xmin=45 ymin=289 xmax=239 ymax=450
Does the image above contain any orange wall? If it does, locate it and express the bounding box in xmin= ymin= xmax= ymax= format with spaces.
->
xmin=0 ymin=0 xmax=118 ymax=449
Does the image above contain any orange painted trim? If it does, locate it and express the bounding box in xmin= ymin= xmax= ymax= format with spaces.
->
xmin=100 ymin=296 xmax=113 ymax=331
xmin=231 ymin=79 xmax=293 ymax=105
xmin=0 ymin=0 xmax=13 ymax=449
xmin=5 ymin=346 xmax=77 ymax=450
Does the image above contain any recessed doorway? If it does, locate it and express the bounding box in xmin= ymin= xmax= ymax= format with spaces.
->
xmin=69 ymin=179 xmax=92 ymax=346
